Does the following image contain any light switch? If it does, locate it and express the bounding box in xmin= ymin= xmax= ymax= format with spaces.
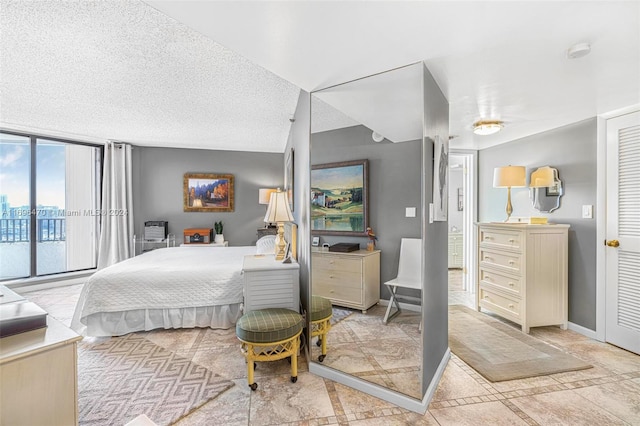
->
xmin=582 ymin=205 xmax=593 ymax=219
xmin=405 ymin=207 xmax=416 ymax=218
xmin=428 ymin=203 xmax=434 ymax=224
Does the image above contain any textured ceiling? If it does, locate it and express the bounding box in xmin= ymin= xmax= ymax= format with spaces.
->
xmin=147 ymin=1 xmax=640 ymax=150
xmin=2 ymin=1 xmax=639 ymax=152
xmin=0 ymin=0 xmax=300 ymax=152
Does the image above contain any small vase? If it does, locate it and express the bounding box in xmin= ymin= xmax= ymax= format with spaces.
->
xmin=367 ymin=241 xmax=375 ymax=251
xmin=214 ymin=234 xmax=224 ymax=244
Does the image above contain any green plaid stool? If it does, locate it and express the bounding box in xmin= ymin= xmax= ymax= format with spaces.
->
xmin=310 ymin=295 xmax=332 ymax=362
xmin=236 ymin=308 xmax=304 ymax=391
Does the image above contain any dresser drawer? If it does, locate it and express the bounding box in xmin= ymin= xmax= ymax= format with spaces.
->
xmin=314 ymin=281 xmax=362 ymax=305
xmin=479 ymin=268 xmax=521 ymax=295
xmin=479 ymin=249 xmax=522 ymax=274
xmin=313 ymin=254 xmax=361 ymax=274
xmin=313 ymin=270 xmax=362 ymax=289
xmin=479 ymin=228 xmax=522 ymax=251
xmin=479 ymin=287 xmax=521 ymax=321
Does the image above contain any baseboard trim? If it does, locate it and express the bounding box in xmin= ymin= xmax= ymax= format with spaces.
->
xmin=568 ymin=321 xmax=598 ymax=340
xmin=309 ymin=348 xmax=450 ymax=414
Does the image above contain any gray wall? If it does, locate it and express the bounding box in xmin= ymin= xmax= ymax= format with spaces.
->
xmin=421 ymin=63 xmax=450 ymax=396
xmin=285 ymin=90 xmax=311 ymax=315
xmin=478 ymin=118 xmax=597 ymax=330
xmin=132 ymin=146 xmax=284 ymax=246
xmin=310 ymin=125 xmax=423 ymax=300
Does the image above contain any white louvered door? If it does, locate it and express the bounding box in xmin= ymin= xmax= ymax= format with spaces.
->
xmin=606 ymin=111 xmax=640 ymax=355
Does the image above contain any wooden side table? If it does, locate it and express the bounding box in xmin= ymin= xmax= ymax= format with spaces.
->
xmin=1 ymin=316 xmax=82 ymax=425
xmin=180 ymin=241 xmax=229 ymax=247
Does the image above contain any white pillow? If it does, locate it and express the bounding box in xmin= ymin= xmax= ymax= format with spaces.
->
xmin=256 ymin=235 xmax=276 ymax=254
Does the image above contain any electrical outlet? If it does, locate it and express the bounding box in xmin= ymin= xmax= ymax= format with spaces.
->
xmin=582 ymin=205 xmax=593 ymax=219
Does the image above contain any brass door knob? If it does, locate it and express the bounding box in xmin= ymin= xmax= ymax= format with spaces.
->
xmin=606 ymin=240 xmax=620 ymax=247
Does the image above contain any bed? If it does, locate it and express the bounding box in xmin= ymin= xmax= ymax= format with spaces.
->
xmin=71 ymin=244 xmax=266 ymax=336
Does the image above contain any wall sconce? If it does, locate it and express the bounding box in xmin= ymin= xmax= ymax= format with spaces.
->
xmin=493 ymin=165 xmax=526 ymax=222
xmin=264 ymin=189 xmax=294 ymax=260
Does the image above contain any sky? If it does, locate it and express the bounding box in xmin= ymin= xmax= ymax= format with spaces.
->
xmin=311 ymin=164 xmax=364 ymax=190
xmin=0 ymin=136 xmax=66 ymax=208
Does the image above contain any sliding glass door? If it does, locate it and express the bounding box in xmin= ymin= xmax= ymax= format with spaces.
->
xmin=0 ymin=132 xmax=102 ymax=280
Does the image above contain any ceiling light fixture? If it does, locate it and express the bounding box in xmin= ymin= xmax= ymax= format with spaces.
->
xmin=567 ymin=42 xmax=591 ymax=59
xmin=371 ymin=131 xmax=384 ymax=143
xmin=473 ymin=120 xmax=503 ymax=136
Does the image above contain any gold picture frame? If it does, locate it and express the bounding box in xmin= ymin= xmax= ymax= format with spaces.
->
xmin=183 ymin=173 xmax=234 ymax=212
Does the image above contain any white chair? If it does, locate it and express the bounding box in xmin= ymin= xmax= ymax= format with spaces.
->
xmin=383 ymin=238 xmax=422 ymax=324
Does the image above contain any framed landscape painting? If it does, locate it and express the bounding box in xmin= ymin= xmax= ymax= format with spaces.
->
xmin=183 ymin=173 xmax=234 ymax=212
xmin=311 ymin=159 xmax=369 ymax=236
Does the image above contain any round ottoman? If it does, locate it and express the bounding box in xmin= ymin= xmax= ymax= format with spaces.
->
xmin=236 ymin=308 xmax=304 ymax=390
xmin=310 ymin=295 xmax=332 ymax=362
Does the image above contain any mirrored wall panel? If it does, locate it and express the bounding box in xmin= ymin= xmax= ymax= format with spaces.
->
xmin=310 ymin=63 xmax=425 ymax=399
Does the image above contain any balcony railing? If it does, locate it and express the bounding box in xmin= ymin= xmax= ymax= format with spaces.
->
xmin=0 ymin=218 xmax=66 ymax=242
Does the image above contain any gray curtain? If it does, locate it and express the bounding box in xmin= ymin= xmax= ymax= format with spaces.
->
xmin=97 ymin=141 xmax=134 ymax=269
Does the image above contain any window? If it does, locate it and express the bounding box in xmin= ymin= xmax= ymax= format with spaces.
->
xmin=0 ymin=131 xmax=102 ymax=280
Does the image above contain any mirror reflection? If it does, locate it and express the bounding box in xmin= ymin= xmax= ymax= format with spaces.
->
xmin=310 ymin=63 xmax=424 ymax=399
xmin=530 ymin=166 xmax=563 ymax=213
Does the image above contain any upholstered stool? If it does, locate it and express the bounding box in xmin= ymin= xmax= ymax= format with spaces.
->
xmin=236 ymin=308 xmax=304 ymax=391
xmin=310 ymin=295 xmax=332 ymax=362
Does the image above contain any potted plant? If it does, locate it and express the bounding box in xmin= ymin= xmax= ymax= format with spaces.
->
xmin=214 ymin=221 xmax=224 ymax=243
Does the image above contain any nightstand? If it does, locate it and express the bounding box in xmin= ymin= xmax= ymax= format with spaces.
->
xmin=242 ymin=254 xmax=300 ymax=313
xmin=180 ymin=241 xmax=229 ymax=247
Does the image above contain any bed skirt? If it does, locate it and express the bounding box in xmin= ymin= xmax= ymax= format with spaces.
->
xmin=78 ymin=303 xmax=243 ymax=336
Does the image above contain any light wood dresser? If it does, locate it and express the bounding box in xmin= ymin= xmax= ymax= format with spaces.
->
xmin=476 ymin=223 xmax=569 ymax=333
xmin=311 ymin=249 xmax=380 ymax=313
xmin=1 ymin=316 xmax=82 ymax=425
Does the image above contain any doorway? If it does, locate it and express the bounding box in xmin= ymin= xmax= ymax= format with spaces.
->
xmin=448 ymin=150 xmax=477 ymax=306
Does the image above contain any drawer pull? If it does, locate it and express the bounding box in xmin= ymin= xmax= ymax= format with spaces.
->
xmin=329 ymin=275 xmax=334 ymax=279
xmin=484 ymin=295 xmax=490 ymax=299
xmin=484 ymin=256 xmax=493 ymax=261
xmin=508 ymin=238 xmax=515 ymax=243
xmin=508 ymin=260 xmax=515 ymax=265
xmin=508 ymin=304 xmax=514 ymax=309
xmin=485 ymin=276 xmax=492 ymax=281
xmin=484 ymin=236 xmax=493 ymax=240
xmin=508 ymin=282 xmax=515 ymax=287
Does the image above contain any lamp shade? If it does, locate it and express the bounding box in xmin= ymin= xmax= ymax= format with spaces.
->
xmin=259 ymin=188 xmax=277 ymax=205
xmin=529 ymin=166 xmax=555 ymax=188
xmin=264 ymin=190 xmax=293 ymax=223
xmin=493 ymin=166 xmax=526 ymax=188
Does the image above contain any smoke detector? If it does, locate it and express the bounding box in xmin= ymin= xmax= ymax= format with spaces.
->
xmin=567 ymin=43 xmax=591 ymax=59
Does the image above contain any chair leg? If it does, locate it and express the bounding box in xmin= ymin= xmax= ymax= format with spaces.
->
xmin=383 ymin=285 xmax=402 ymax=324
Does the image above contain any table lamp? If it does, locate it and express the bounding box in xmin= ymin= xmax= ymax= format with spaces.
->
xmin=264 ymin=189 xmax=294 ymax=260
xmin=493 ymin=165 xmax=526 ymax=222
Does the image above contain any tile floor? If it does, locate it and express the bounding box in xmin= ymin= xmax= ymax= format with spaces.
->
xmin=19 ymin=271 xmax=640 ymax=426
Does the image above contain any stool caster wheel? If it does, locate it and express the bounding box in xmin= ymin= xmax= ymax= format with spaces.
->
xmin=318 ymin=354 xmax=325 ymax=362
xmin=316 ymin=338 xmax=322 ymax=347
xmin=291 ymin=376 xmax=297 ymax=383
xmin=249 ymin=383 xmax=258 ymax=391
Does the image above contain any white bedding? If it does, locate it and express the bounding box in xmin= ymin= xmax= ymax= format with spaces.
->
xmin=71 ymin=246 xmax=257 ymax=336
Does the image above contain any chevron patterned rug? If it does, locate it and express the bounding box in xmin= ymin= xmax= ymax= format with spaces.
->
xmin=78 ymin=333 xmax=233 ymax=426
